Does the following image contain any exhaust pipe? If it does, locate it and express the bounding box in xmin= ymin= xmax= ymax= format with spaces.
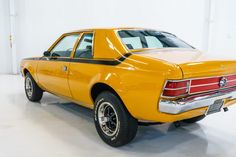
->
xmin=223 ymin=107 xmax=229 ymax=112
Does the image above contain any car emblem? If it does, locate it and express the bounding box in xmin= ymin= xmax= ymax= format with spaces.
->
xmin=220 ymin=65 xmax=225 ymax=69
xmin=219 ymin=77 xmax=227 ymax=88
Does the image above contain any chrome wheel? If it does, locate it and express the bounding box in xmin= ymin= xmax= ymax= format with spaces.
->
xmin=25 ymin=77 xmax=33 ymax=98
xmin=98 ymin=102 xmax=119 ymax=136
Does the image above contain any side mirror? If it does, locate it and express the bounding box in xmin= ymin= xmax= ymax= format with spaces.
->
xmin=43 ymin=51 xmax=50 ymax=57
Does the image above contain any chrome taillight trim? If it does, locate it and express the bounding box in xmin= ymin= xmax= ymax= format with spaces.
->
xmin=161 ymin=79 xmax=190 ymax=98
xmin=190 ymin=79 xmax=236 ymax=87
xmin=161 ymin=74 xmax=236 ymax=98
xmin=164 ymin=87 xmax=188 ymax=90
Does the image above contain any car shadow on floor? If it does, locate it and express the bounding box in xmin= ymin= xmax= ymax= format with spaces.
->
xmin=21 ymin=94 xmax=210 ymax=156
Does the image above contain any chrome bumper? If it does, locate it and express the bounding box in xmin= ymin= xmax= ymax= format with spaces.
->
xmin=159 ymin=90 xmax=236 ymax=114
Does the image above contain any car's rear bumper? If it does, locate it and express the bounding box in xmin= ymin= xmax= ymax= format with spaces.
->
xmin=159 ymin=88 xmax=236 ymax=114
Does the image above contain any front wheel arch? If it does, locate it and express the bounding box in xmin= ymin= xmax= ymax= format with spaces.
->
xmin=24 ymin=72 xmax=43 ymax=102
xmin=23 ymin=68 xmax=30 ymax=76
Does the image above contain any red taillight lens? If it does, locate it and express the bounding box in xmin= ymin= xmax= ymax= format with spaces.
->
xmin=162 ymin=80 xmax=190 ymax=97
xmin=164 ymin=81 xmax=189 ymax=88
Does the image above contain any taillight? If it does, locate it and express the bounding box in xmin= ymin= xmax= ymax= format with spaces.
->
xmin=162 ymin=80 xmax=190 ymax=97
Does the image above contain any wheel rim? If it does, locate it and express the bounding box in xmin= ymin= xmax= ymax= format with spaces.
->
xmin=97 ymin=102 xmax=119 ymax=136
xmin=25 ymin=77 xmax=33 ymax=98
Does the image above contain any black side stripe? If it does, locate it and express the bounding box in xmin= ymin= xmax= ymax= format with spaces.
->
xmin=23 ymin=57 xmax=40 ymax=60
xmin=23 ymin=53 xmax=132 ymax=66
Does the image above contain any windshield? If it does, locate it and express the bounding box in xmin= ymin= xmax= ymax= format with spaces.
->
xmin=117 ymin=30 xmax=193 ymax=50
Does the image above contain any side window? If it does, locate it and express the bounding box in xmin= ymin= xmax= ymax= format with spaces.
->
xmin=74 ymin=33 xmax=94 ymax=59
xmin=51 ymin=34 xmax=79 ymax=57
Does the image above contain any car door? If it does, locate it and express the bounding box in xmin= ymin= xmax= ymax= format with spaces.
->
xmin=37 ymin=33 xmax=80 ymax=98
xmin=68 ymin=32 xmax=95 ymax=106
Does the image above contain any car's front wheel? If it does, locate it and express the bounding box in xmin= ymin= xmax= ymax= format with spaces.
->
xmin=25 ymin=72 xmax=43 ymax=102
xmin=94 ymin=91 xmax=138 ymax=147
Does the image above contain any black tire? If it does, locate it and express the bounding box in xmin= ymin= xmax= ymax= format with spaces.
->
xmin=94 ymin=91 xmax=138 ymax=147
xmin=24 ymin=72 xmax=43 ymax=102
xmin=182 ymin=115 xmax=205 ymax=124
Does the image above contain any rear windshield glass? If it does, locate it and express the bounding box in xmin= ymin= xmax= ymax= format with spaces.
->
xmin=118 ymin=30 xmax=193 ymax=50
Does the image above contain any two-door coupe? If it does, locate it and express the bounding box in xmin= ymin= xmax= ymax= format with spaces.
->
xmin=21 ymin=28 xmax=236 ymax=147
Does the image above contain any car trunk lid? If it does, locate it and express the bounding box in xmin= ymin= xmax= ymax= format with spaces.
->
xmin=134 ymin=48 xmax=236 ymax=78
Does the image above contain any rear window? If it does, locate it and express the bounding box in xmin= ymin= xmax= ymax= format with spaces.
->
xmin=118 ymin=30 xmax=193 ymax=50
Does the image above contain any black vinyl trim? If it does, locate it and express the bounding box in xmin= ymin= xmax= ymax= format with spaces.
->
xmin=23 ymin=53 xmax=132 ymax=66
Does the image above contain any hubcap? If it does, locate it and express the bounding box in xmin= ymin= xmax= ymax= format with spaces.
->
xmin=97 ymin=102 xmax=119 ymax=136
xmin=25 ymin=77 xmax=33 ymax=97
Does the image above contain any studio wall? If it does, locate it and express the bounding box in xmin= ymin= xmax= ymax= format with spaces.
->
xmin=208 ymin=0 xmax=236 ymax=57
xmin=14 ymin=0 xmax=205 ymax=72
xmin=0 ymin=0 xmax=11 ymax=74
xmin=1 ymin=0 xmax=236 ymax=73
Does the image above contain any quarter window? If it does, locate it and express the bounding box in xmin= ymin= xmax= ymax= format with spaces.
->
xmin=51 ymin=34 xmax=79 ymax=57
xmin=74 ymin=33 xmax=94 ymax=59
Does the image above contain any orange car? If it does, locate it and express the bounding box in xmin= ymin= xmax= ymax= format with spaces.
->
xmin=21 ymin=28 xmax=236 ymax=147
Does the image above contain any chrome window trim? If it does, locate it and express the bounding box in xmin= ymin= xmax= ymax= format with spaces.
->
xmin=50 ymin=34 xmax=81 ymax=58
xmin=74 ymin=31 xmax=95 ymax=59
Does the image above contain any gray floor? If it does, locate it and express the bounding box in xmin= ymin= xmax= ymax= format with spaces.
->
xmin=0 ymin=74 xmax=236 ymax=157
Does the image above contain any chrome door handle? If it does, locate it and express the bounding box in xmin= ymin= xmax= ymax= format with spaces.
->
xmin=62 ymin=65 xmax=68 ymax=71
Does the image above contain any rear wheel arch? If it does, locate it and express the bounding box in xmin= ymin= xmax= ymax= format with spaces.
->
xmin=91 ymin=83 xmax=120 ymax=103
xmin=90 ymin=83 xmax=131 ymax=114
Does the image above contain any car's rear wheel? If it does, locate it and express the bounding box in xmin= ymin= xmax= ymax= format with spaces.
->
xmin=182 ymin=115 xmax=205 ymax=124
xmin=25 ymin=72 xmax=43 ymax=102
xmin=94 ymin=91 xmax=138 ymax=147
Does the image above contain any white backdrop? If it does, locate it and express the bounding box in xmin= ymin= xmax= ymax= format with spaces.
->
xmin=0 ymin=0 xmax=11 ymax=74
xmin=1 ymin=0 xmax=236 ymax=74
xmin=208 ymin=0 xmax=236 ymax=55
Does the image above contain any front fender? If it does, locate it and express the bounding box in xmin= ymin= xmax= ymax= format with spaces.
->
xmin=20 ymin=59 xmax=39 ymax=83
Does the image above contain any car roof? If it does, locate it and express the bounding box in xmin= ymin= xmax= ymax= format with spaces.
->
xmin=66 ymin=27 xmax=160 ymax=34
